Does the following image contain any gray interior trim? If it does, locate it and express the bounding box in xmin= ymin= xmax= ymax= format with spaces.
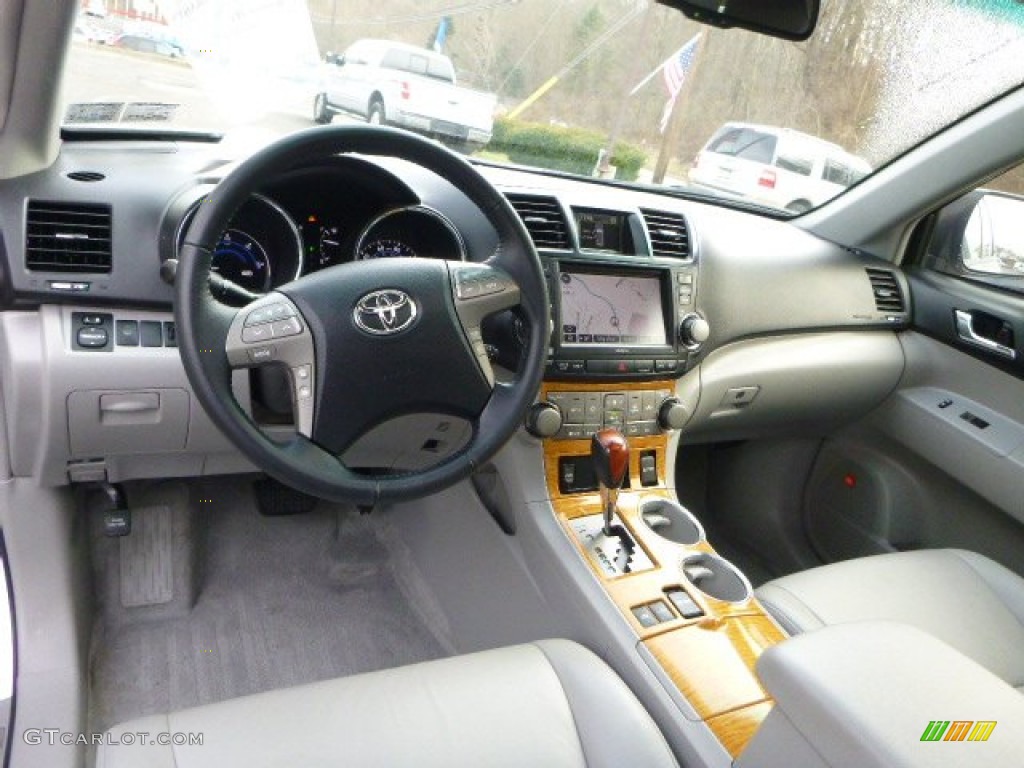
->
xmin=745 ymin=621 xmax=1024 ymax=768
xmin=0 ymin=307 xmax=253 ymax=485
xmin=1 ymin=480 xmax=89 ymax=768
xmin=678 ymin=332 xmax=904 ymax=442
xmin=867 ymin=332 xmax=1024 ymax=525
xmin=0 ymin=0 xmax=75 ymax=179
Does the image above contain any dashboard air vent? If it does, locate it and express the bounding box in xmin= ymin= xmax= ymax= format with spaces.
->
xmin=641 ymin=209 xmax=691 ymax=259
xmin=25 ymin=200 xmax=113 ymax=273
xmin=505 ymin=194 xmax=569 ymax=249
xmin=865 ymin=268 xmax=905 ymax=313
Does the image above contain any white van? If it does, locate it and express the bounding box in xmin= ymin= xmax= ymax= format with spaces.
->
xmin=688 ymin=122 xmax=871 ymax=213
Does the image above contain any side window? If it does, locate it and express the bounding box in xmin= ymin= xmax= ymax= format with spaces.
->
xmin=921 ymin=164 xmax=1024 ymax=294
xmin=823 ymin=159 xmax=853 ymax=186
xmin=775 ymin=146 xmax=814 ymax=176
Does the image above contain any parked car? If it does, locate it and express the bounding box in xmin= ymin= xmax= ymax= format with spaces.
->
xmin=689 ymin=122 xmax=871 ymax=213
xmin=313 ymin=39 xmax=496 ymax=149
xmin=111 ymin=33 xmax=184 ymax=59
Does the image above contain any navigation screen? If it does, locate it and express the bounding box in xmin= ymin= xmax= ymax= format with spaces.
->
xmin=575 ymin=210 xmax=626 ymax=252
xmin=559 ymin=271 xmax=666 ymax=346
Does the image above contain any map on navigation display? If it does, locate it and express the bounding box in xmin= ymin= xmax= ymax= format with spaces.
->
xmin=558 ymin=272 xmax=666 ymax=346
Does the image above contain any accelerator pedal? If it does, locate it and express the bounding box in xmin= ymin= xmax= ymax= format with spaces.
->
xmin=119 ymin=503 xmax=174 ymax=607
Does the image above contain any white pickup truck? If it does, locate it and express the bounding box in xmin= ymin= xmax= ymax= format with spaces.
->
xmin=314 ymin=39 xmax=496 ymax=150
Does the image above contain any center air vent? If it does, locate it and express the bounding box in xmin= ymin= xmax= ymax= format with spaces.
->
xmin=26 ymin=200 xmax=112 ymax=273
xmin=641 ymin=209 xmax=691 ymax=259
xmin=504 ymin=194 xmax=569 ymax=249
xmin=865 ymin=267 xmax=905 ymax=313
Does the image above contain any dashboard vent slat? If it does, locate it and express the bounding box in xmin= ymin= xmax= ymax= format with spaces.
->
xmin=865 ymin=267 xmax=905 ymax=313
xmin=25 ymin=201 xmax=112 ymax=274
xmin=640 ymin=209 xmax=691 ymax=259
xmin=504 ymin=194 xmax=569 ymax=250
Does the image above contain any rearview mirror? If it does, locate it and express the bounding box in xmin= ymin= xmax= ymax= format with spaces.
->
xmin=657 ymin=0 xmax=819 ymax=41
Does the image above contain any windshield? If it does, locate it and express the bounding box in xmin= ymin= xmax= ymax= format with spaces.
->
xmin=65 ymin=0 xmax=1024 ymax=215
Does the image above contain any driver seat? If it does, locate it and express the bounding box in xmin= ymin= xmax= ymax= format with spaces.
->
xmin=95 ymin=639 xmax=679 ymax=768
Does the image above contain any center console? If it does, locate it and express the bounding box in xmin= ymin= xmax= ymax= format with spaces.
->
xmin=536 ymin=375 xmax=786 ymax=758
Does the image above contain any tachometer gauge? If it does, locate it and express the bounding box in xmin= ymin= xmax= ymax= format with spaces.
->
xmin=212 ymin=229 xmax=271 ymax=293
xmin=358 ymin=238 xmax=418 ymax=259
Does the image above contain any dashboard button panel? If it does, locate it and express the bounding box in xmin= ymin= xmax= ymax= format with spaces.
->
xmin=549 ymin=388 xmax=670 ymax=440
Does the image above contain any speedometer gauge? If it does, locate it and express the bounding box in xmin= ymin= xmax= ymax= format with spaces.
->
xmin=358 ymin=239 xmax=418 ymax=259
xmin=212 ymin=229 xmax=271 ymax=293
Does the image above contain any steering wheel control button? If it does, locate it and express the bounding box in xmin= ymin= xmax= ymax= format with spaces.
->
xmin=271 ymin=317 xmax=303 ymax=338
xmin=353 ymin=289 xmax=418 ymax=336
xmin=77 ymin=327 xmax=109 ymax=348
xmin=242 ymin=324 xmax=274 ymax=344
xmin=248 ymin=345 xmax=276 ymax=363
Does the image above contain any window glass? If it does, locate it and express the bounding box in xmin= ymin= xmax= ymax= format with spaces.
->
xmin=823 ymin=159 xmax=852 ymax=186
xmin=710 ymin=129 xmax=776 ymax=162
xmin=775 ymin=150 xmax=814 ymax=176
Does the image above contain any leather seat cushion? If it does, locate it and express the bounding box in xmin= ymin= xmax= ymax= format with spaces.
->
xmin=755 ymin=549 xmax=1024 ymax=689
xmin=96 ymin=639 xmax=678 ymax=768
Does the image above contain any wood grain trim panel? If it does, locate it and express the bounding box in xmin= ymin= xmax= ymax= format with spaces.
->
xmin=707 ymin=701 xmax=775 ymax=759
xmin=645 ymin=615 xmax=784 ymax=719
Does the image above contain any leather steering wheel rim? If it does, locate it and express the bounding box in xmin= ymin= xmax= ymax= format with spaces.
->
xmin=175 ymin=125 xmax=548 ymax=505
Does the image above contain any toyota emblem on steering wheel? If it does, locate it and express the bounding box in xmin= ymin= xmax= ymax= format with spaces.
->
xmin=353 ymin=289 xmax=418 ymax=335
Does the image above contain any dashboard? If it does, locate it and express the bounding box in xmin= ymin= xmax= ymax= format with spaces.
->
xmin=0 ymin=136 xmax=911 ymax=485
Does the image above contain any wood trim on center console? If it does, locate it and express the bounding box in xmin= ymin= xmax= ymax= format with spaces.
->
xmin=540 ymin=381 xmax=785 ymax=758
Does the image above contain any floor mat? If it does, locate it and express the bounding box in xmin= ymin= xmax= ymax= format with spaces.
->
xmin=88 ymin=478 xmax=450 ymax=734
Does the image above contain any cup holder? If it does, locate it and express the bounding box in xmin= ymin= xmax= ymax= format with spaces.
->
xmin=681 ymin=553 xmax=752 ymax=604
xmin=639 ymin=497 xmax=705 ymax=547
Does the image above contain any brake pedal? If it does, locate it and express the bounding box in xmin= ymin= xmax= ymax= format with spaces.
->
xmin=253 ymin=476 xmax=319 ymax=516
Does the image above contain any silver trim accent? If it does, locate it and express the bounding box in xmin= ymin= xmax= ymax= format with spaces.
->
xmin=175 ymin=193 xmax=304 ymax=288
xmin=354 ymin=204 xmax=468 ymax=261
xmin=353 ymin=289 xmax=418 ymax=335
xmin=954 ymin=309 xmax=1016 ymax=360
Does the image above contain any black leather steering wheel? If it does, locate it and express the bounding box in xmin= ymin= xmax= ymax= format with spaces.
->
xmin=175 ymin=125 xmax=548 ymax=505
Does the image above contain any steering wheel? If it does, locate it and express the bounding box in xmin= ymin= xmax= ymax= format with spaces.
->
xmin=175 ymin=125 xmax=548 ymax=505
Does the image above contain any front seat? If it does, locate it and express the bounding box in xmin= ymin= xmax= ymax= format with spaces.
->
xmin=755 ymin=548 xmax=1024 ymax=690
xmin=96 ymin=639 xmax=679 ymax=768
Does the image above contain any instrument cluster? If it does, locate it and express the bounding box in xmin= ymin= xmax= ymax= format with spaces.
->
xmin=174 ymin=167 xmax=466 ymax=304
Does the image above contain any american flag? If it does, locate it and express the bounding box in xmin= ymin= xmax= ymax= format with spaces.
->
xmin=660 ymin=34 xmax=701 ymax=132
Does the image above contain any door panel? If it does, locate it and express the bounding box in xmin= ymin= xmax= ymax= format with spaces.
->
xmin=804 ymin=330 xmax=1024 ymax=577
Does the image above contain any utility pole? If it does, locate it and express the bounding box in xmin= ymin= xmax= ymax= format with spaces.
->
xmin=595 ymin=1 xmax=655 ymax=179
xmin=653 ymin=32 xmax=709 ymax=185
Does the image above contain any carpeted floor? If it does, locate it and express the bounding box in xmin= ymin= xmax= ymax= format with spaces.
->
xmin=88 ymin=479 xmax=451 ymax=734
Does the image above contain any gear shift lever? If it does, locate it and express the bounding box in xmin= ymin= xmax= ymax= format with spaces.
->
xmin=591 ymin=428 xmax=629 ymax=536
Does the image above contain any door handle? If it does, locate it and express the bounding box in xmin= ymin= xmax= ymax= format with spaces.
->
xmin=954 ymin=310 xmax=1016 ymax=360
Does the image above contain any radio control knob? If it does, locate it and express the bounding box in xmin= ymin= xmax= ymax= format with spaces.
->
xmin=658 ymin=397 xmax=690 ymax=431
xmin=679 ymin=313 xmax=710 ymax=348
xmin=526 ymin=402 xmax=563 ymax=438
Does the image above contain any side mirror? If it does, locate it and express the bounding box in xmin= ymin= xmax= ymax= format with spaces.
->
xmin=962 ymin=192 xmax=1024 ymax=276
xmin=657 ymin=0 xmax=819 ymax=41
